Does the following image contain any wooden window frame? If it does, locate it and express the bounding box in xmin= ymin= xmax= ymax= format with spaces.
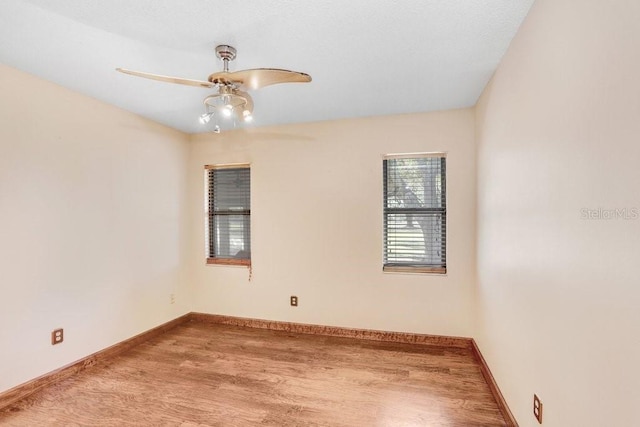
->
xmin=383 ymin=153 xmax=447 ymax=274
xmin=205 ymin=164 xmax=251 ymax=267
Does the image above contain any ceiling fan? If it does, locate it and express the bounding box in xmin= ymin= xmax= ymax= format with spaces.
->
xmin=116 ymin=44 xmax=312 ymax=132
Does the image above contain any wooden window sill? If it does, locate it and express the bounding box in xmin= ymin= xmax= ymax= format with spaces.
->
xmin=383 ymin=266 xmax=446 ymax=274
xmin=207 ymin=258 xmax=251 ymax=267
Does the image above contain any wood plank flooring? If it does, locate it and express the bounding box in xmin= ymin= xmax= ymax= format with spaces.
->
xmin=0 ymin=321 xmax=507 ymax=426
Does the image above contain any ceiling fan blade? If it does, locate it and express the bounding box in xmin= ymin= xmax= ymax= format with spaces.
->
xmin=116 ymin=68 xmax=215 ymax=88
xmin=208 ymin=68 xmax=311 ymax=90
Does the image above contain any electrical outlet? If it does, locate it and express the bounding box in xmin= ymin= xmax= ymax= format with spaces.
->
xmin=533 ymin=394 xmax=543 ymax=424
xmin=51 ymin=328 xmax=64 ymax=345
xmin=170 ymin=294 xmax=175 ymax=305
xmin=290 ymin=296 xmax=298 ymax=307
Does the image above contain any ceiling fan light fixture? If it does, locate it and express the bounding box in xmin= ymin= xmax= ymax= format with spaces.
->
xmin=200 ymin=90 xmax=254 ymax=132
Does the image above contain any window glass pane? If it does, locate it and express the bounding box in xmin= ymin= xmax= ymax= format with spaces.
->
xmin=385 ymin=158 xmax=445 ymax=209
xmin=213 ymin=214 xmax=251 ymax=259
xmin=385 ymin=213 xmax=445 ymax=266
xmin=211 ymin=169 xmax=250 ymax=211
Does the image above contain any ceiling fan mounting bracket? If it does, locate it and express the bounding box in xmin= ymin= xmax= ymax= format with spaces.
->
xmin=215 ymin=45 xmax=237 ymax=61
xmin=215 ymin=45 xmax=237 ymax=73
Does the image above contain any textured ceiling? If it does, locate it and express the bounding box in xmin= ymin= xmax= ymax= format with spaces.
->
xmin=0 ymin=0 xmax=534 ymax=133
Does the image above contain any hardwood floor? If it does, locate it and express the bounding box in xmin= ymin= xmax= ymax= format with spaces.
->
xmin=0 ymin=321 xmax=508 ymax=426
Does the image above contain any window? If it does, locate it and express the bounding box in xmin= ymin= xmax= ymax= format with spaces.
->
xmin=383 ymin=153 xmax=446 ymax=273
xmin=206 ymin=164 xmax=251 ymax=266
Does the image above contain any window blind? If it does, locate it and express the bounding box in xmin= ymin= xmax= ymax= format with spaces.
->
xmin=383 ymin=155 xmax=446 ymax=272
xmin=207 ymin=166 xmax=251 ymax=263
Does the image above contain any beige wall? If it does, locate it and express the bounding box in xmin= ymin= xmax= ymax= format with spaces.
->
xmin=0 ymin=64 xmax=190 ymax=393
xmin=188 ymin=110 xmax=477 ymax=337
xmin=475 ymin=0 xmax=640 ymax=425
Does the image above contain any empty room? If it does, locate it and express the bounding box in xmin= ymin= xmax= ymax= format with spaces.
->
xmin=1 ymin=0 xmax=638 ymax=426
